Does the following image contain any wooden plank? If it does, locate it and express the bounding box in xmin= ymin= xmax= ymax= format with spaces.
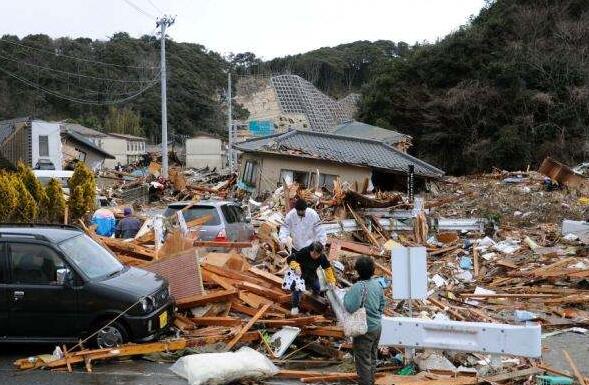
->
xmin=473 ymin=243 xmax=480 ymax=278
xmin=301 ymin=373 xmax=362 ymax=383
xmin=459 ymin=293 xmax=558 ymax=298
xmin=230 ymin=300 xmax=259 ymax=316
xmin=176 ymin=289 xmax=238 ymax=309
xmin=301 ymin=326 xmax=344 ymax=338
xmin=188 ymin=316 xmax=243 ymax=327
xmin=346 ymin=204 xmax=380 ymax=247
xmin=239 ymin=291 xmax=274 ymax=308
xmin=202 ymin=270 xmax=237 ymax=290
xmin=194 ymin=241 xmax=252 ymax=249
xmin=202 ymin=264 xmax=270 ymax=288
xmin=15 ymin=339 xmax=188 ymax=370
xmin=256 ymin=316 xmax=329 ymax=327
xmin=236 ymin=281 xmax=291 ymax=303
xmin=535 ymin=364 xmax=589 ymax=383
xmin=248 ymin=266 xmax=283 ymax=287
xmin=482 ymin=367 xmax=541 ymax=382
xmin=563 ymin=350 xmax=587 ymax=385
xmin=225 ymin=303 xmax=270 ymax=351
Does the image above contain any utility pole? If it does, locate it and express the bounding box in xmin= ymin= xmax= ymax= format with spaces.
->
xmin=227 ymin=72 xmax=234 ymax=172
xmin=157 ymin=15 xmax=174 ymax=178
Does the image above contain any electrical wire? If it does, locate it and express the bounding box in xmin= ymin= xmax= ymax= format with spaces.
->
xmin=0 ymin=38 xmax=159 ymax=70
xmin=145 ymin=0 xmax=163 ymax=14
xmin=0 ymin=51 xmax=159 ymax=83
xmin=0 ymin=65 xmax=160 ymax=105
xmin=122 ymin=0 xmax=157 ymax=20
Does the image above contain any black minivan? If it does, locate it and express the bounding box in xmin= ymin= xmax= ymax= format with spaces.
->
xmin=0 ymin=224 xmax=174 ymax=348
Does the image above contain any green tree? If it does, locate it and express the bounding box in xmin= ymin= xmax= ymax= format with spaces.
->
xmin=0 ymin=172 xmax=19 ymax=221
xmin=68 ymin=162 xmax=96 ymax=221
xmin=45 ymin=178 xmax=66 ymax=223
xmin=11 ymin=175 xmax=38 ymax=222
xmin=104 ymin=106 xmax=144 ymax=136
xmin=17 ymin=162 xmax=48 ymax=218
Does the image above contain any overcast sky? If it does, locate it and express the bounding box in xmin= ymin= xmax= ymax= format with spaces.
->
xmin=0 ymin=0 xmax=487 ymax=59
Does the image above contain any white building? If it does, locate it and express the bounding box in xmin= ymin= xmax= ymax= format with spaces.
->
xmin=107 ymin=133 xmax=147 ymax=165
xmin=185 ymin=134 xmax=225 ymax=170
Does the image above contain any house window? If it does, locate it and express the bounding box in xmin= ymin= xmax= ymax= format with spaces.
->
xmin=39 ymin=136 xmax=49 ymax=157
xmin=75 ymin=148 xmax=87 ymax=162
xmin=280 ymin=169 xmax=310 ymax=187
xmin=310 ymin=172 xmax=338 ymax=189
xmin=242 ymin=160 xmax=258 ymax=186
xmin=127 ymin=142 xmax=130 ymax=151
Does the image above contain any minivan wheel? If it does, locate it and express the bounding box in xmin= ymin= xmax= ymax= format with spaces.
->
xmin=95 ymin=321 xmax=127 ymax=349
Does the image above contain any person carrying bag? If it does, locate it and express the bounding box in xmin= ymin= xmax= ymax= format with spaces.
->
xmin=343 ymin=256 xmax=385 ymax=385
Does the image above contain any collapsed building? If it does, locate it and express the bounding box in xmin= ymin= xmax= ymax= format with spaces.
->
xmin=235 ymin=129 xmax=444 ymax=195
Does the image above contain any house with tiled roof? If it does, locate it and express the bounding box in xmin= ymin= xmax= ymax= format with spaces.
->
xmin=234 ymin=129 xmax=443 ymax=194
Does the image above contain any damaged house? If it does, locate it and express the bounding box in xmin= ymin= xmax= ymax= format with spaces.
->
xmin=235 ymin=129 xmax=444 ymax=194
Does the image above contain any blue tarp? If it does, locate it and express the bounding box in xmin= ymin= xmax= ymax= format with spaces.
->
xmin=248 ymin=120 xmax=274 ymax=137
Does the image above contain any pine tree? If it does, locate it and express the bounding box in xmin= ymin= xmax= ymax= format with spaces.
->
xmin=45 ymin=178 xmax=66 ymax=223
xmin=68 ymin=162 xmax=96 ymax=221
xmin=11 ymin=175 xmax=38 ymax=222
xmin=0 ymin=172 xmax=19 ymax=221
xmin=17 ymin=162 xmax=48 ymax=219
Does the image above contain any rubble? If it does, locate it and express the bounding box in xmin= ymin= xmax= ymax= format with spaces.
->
xmin=13 ymin=158 xmax=589 ymax=385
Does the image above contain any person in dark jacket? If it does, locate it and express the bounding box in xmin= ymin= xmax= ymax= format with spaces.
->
xmin=115 ymin=207 xmax=142 ymax=239
xmin=344 ymin=256 xmax=385 ymax=385
xmin=285 ymin=241 xmax=336 ymax=315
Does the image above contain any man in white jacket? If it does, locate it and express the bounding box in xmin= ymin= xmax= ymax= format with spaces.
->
xmin=279 ymin=198 xmax=327 ymax=253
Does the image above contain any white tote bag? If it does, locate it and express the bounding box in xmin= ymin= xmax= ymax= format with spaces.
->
xmin=341 ymin=283 xmax=368 ymax=338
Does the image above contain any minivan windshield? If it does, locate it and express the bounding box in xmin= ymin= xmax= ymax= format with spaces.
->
xmin=59 ymin=234 xmax=123 ymax=280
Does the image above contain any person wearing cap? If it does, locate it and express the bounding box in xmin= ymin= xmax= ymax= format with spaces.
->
xmin=285 ymin=241 xmax=336 ymax=315
xmin=279 ymin=198 xmax=326 ymax=253
xmin=115 ymin=207 xmax=142 ymax=239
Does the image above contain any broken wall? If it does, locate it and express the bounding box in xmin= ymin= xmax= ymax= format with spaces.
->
xmin=240 ymin=152 xmax=371 ymax=194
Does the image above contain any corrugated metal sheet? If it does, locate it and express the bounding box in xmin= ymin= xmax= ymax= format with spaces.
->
xmin=145 ymin=249 xmax=205 ymax=300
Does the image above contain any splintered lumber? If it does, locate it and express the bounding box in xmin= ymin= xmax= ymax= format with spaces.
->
xmin=248 ymin=266 xmax=283 ymax=287
xmin=276 ymin=370 xmax=356 ymax=379
xmin=301 ymin=326 xmax=344 ymax=338
xmin=536 ymin=364 xmax=589 ymax=384
xmin=459 ymin=293 xmax=557 ymax=298
xmin=14 ymin=339 xmax=188 ymax=371
xmin=563 ymin=350 xmax=587 ymax=385
xmin=482 ymin=367 xmax=541 ymax=383
xmin=188 ymin=316 xmax=243 ymax=327
xmin=202 ymin=264 xmax=270 ymax=288
xmin=230 ymin=300 xmax=260 ymax=316
xmin=346 ymin=204 xmax=381 ymax=247
xmin=302 ymin=373 xmax=364 ymax=383
xmin=225 ymin=303 xmax=270 ymax=351
xmin=100 ymin=236 xmax=156 ymax=260
xmin=256 ymin=316 xmax=330 ymax=327
xmin=176 ymin=289 xmax=238 ymax=309
xmin=193 ymin=241 xmax=252 ymax=249
xmin=236 ymin=281 xmax=291 ymax=303
xmin=376 ymin=375 xmax=478 ymax=385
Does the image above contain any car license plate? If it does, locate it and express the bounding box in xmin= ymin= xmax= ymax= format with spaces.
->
xmin=159 ymin=311 xmax=168 ymax=328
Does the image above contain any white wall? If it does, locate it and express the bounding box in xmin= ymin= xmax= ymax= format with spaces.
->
xmin=31 ymin=121 xmax=62 ymax=170
xmin=101 ymin=136 xmax=127 ymax=168
xmin=185 ymin=137 xmax=224 ymax=169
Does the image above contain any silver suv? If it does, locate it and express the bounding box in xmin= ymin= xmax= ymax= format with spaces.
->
xmin=163 ymin=200 xmax=254 ymax=242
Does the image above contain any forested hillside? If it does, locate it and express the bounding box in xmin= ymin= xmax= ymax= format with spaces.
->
xmin=359 ymin=0 xmax=589 ymax=174
xmin=0 ymin=32 xmax=228 ymax=142
xmin=0 ymin=35 xmax=395 ymax=142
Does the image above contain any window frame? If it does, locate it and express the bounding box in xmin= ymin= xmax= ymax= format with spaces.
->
xmin=7 ymin=241 xmax=68 ymax=286
xmin=38 ymin=135 xmax=49 ymax=157
xmin=242 ymin=160 xmax=257 ymax=186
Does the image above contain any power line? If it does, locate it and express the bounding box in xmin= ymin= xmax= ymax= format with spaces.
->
xmin=0 ymin=38 xmax=159 ymax=70
xmin=145 ymin=0 xmax=163 ymax=14
xmin=0 ymin=51 xmax=159 ymax=83
xmin=0 ymin=65 xmax=159 ymax=105
xmin=122 ymin=0 xmax=157 ymax=20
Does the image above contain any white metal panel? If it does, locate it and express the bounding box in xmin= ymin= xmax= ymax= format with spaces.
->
xmin=392 ymin=247 xmax=427 ymax=300
xmin=379 ymin=316 xmax=542 ymax=358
